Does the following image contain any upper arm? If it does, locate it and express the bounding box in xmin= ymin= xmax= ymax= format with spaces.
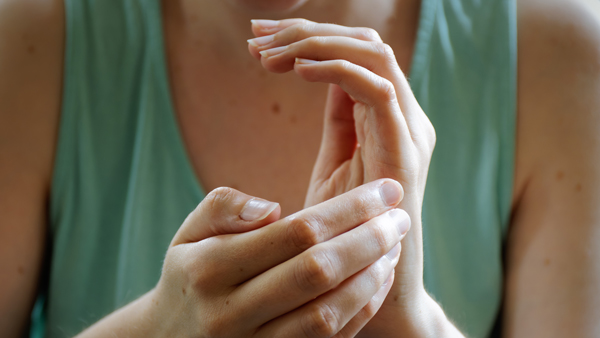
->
xmin=0 ymin=0 xmax=64 ymax=336
xmin=506 ymin=0 xmax=600 ymax=336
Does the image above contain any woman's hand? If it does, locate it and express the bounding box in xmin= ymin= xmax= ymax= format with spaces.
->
xmin=248 ymin=19 xmax=440 ymax=336
xmin=146 ymin=181 xmax=410 ymax=337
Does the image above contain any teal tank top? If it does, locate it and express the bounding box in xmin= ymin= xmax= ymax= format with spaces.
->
xmin=31 ymin=0 xmax=516 ymax=337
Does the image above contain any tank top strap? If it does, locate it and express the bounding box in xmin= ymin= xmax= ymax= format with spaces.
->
xmin=410 ymin=0 xmax=516 ymax=336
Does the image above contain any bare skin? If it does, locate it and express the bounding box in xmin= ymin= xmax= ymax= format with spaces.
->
xmin=1 ymin=0 xmax=600 ymax=337
xmin=163 ymin=0 xmax=421 ymax=213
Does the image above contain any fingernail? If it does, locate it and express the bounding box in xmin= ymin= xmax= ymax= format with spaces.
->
xmin=380 ymin=181 xmax=401 ymax=206
xmin=389 ymin=209 xmax=411 ymax=236
xmin=247 ymin=34 xmax=275 ymax=47
xmin=295 ymin=58 xmax=319 ymax=65
xmin=372 ymin=271 xmax=394 ymax=303
xmin=240 ymin=198 xmax=279 ymax=221
xmin=384 ymin=243 xmax=401 ymax=266
xmin=259 ymin=46 xmax=287 ymax=58
xmin=251 ymin=19 xmax=280 ymax=29
xmin=381 ymin=270 xmax=394 ymax=288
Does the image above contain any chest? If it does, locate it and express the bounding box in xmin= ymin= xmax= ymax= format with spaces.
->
xmin=172 ymin=61 xmax=328 ymax=213
xmin=162 ymin=2 xmax=419 ymax=214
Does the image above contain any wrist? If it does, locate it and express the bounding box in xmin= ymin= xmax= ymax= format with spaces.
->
xmin=75 ymin=288 xmax=164 ymax=338
xmin=358 ymin=288 xmax=463 ymax=338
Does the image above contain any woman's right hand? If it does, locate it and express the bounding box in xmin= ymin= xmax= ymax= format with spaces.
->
xmin=149 ymin=179 xmax=410 ymax=337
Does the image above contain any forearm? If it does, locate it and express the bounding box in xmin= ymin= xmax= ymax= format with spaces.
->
xmin=358 ymin=289 xmax=465 ymax=338
xmin=76 ymin=289 xmax=165 ymax=338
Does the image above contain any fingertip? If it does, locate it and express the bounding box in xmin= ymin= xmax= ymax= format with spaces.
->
xmin=293 ymin=59 xmax=322 ymax=82
xmin=240 ymin=199 xmax=280 ymax=222
xmin=371 ymin=269 xmax=395 ymax=304
xmin=295 ymin=58 xmax=319 ymax=65
xmin=262 ymin=203 xmax=282 ymax=223
xmin=378 ymin=179 xmax=404 ymax=207
xmin=251 ymin=19 xmax=282 ymax=36
xmin=247 ymin=42 xmax=262 ymax=60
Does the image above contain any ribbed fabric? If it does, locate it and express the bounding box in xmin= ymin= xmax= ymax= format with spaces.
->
xmin=30 ymin=0 xmax=516 ymax=337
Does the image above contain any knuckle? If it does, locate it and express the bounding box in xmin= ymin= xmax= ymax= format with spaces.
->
xmin=332 ymin=59 xmax=350 ymax=73
xmin=296 ymin=250 xmax=337 ymax=292
xmin=359 ymin=27 xmax=382 ymax=42
xmin=287 ymin=216 xmax=323 ymax=251
xmin=370 ymin=219 xmax=394 ymax=255
xmin=204 ymin=313 xmax=233 ymax=337
xmin=303 ymin=304 xmax=340 ymax=337
xmin=375 ymin=78 xmax=397 ymax=102
xmin=372 ymin=42 xmax=398 ymax=66
xmin=330 ymin=60 xmax=355 ymax=86
xmin=425 ymin=118 xmax=437 ymax=148
xmin=292 ymin=22 xmax=314 ymax=40
xmin=380 ymin=43 xmax=397 ymax=61
xmin=204 ymin=187 xmax=235 ymax=210
xmin=306 ymin=35 xmax=326 ymax=48
xmin=184 ymin=245 xmax=217 ymax=290
xmin=361 ymin=300 xmax=379 ymax=319
xmin=297 ymin=18 xmax=312 ymax=27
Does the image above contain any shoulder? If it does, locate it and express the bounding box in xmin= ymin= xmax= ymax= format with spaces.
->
xmin=514 ymin=0 xmax=600 ymax=202
xmin=517 ymin=0 xmax=600 ymax=73
xmin=0 ymin=1 xmax=64 ymax=335
xmin=0 ymin=0 xmax=64 ymax=186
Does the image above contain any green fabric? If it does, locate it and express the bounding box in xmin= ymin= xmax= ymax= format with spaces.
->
xmin=31 ymin=0 xmax=516 ymax=337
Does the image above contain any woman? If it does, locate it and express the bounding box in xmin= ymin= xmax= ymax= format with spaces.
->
xmin=1 ymin=0 xmax=599 ymax=337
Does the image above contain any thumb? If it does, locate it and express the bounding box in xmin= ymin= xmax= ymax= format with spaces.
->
xmin=171 ymin=187 xmax=281 ymax=246
xmin=312 ymin=84 xmax=358 ymax=181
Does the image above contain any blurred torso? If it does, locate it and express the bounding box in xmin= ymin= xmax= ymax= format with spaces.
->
xmin=162 ymin=0 xmax=421 ymax=214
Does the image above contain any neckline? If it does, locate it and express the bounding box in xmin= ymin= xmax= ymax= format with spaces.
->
xmin=153 ymin=0 xmax=437 ymax=200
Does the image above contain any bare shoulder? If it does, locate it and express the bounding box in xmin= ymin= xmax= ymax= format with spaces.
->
xmin=0 ymin=0 xmax=64 ymax=185
xmin=514 ymin=0 xmax=600 ymax=202
xmin=0 ymin=0 xmax=64 ymax=336
xmin=504 ymin=2 xmax=600 ymax=336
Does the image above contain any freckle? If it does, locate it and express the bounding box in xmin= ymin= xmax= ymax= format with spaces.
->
xmin=239 ymin=267 xmax=243 ymax=272
xmin=393 ymin=296 xmax=398 ymax=302
xmin=27 ymin=45 xmax=35 ymax=54
xmin=575 ymin=183 xmax=582 ymax=192
xmin=271 ymin=102 xmax=280 ymax=115
xmin=289 ymin=115 xmax=297 ymax=124
xmin=556 ymin=171 xmax=564 ymax=181
xmin=17 ymin=266 xmax=24 ymax=275
xmin=182 ymin=287 xmax=186 ymax=295
xmin=270 ymin=242 xmax=274 ymax=245
xmin=226 ymin=300 xmax=230 ymax=305
xmin=544 ymin=258 xmax=551 ymax=266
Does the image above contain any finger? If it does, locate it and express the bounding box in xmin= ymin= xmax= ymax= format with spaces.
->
xmin=248 ymin=20 xmax=382 ymax=58
xmin=195 ymin=179 xmax=403 ymax=289
xmin=249 ymin=19 xmax=315 ymax=60
xmin=236 ymin=208 xmax=410 ymax=327
xmin=255 ymin=253 xmax=398 ymax=338
xmin=297 ymin=59 xmax=413 ymax=152
xmin=258 ymin=36 xmax=423 ymax=131
xmin=170 ymin=187 xmax=281 ymax=246
xmin=251 ymin=18 xmax=312 ymax=37
xmin=333 ymin=272 xmax=395 ymax=338
xmin=309 ymin=84 xmax=357 ymax=182
xmin=248 ymin=20 xmax=379 ymax=61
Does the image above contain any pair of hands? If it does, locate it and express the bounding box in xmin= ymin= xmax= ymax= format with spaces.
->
xmin=152 ymin=19 xmax=436 ymax=337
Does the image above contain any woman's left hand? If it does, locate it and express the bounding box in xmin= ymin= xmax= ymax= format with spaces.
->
xmin=248 ymin=19 xmax=439 ymax=336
